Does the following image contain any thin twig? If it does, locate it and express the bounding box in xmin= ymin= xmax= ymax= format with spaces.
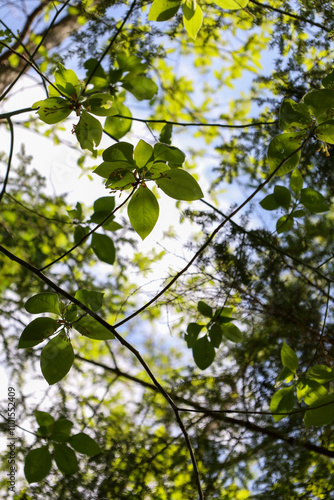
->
xmin=39 ymin=186 xmax=136 ymax=271
xmin=0 ymin=117 xmax=14 ymax=205
xmin=115 ymin=134 xmax=313 ymax=328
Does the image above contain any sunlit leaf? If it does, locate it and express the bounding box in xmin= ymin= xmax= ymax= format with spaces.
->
xmin=127 ymin=186 xmax=159 ymax=240
xmin=183 ymin=2 xmax=203 ymax=40
xmin=270 ymin=386 xmax=295 ymax=422
xmin=268 ymin=133 xmax=303 ymax=176
xmin=33 ymin=97 xmax=72 ymax=124
xmin=281 ymin=342 xmax=298 ymax=373
xmin=148 ymin=0 xmax=181 ymax=21
xmin=155 ymin=169 xmax=203 ymax=200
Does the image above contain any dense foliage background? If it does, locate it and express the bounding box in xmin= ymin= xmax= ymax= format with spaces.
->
xmin=0 ymin=0 xmax=334 ymax=498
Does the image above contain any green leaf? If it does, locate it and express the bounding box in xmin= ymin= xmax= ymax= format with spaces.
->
xmin=300 ymin=188 xmax=329 ymax=213
xmin=84 ymin=58 xmax=108 ymax=91
xmin=74 ymin=225 xmax=90 ymax=245
xmin=67 ymin=201 xmax=83 ymax=220
xmin=192 ymin=336 xmax=215 ymax=370
xmin=159 ymin=124 xmax=173 ymax=144
xmin=53 ymin=443 xmax=78 ymax=474
xmin=104 ymin=102 xmax=132 ymax=139
xmin=51 ymin=418 xmax=73 ymax=442
xmin=75 ymin=110 xmax=102 ymax=156
xmin=127 ymin=186 xmax=159 ymax=240
xmin=291 ymin=209 xmax=306 ymax=218
xmin=270 ymin=386 xmax=295 ymax=422
xmin=306 ymin=365 xmax=334 ymax=384
xmin=315 ymin=119 xmax=334 ymax=144
xmin=303 ymin=89 xmax=334 ymax=119
xmin=290 ymin=168 xmax=303 ymax=195
xmin=185 ymin=323 xmax=204 ymax=347
xmin=69 ymin=433 xmax=102 ymax=456
xmin=91 ymin=233 xmax=115 ymax=265
xmin=279 ymin=99 xmax=312 ymax=131
xmin=222 ymin=323 xmax=243 ymax=342
xmin=33 ymin=97 xmax=72 ymax=124
xmin=275 ymin=366 xmax=294 ymax=388
xmin=267 ymin=133 xmax=302 ymax=176
xmin=90 ymin=196 xmax=116 ymax=225
xmin=276 ymin=215 xmax=294 ymax=234
xmin=93 ymin=161 xmax=134 ymax=179
xmin=54 ymin=64 xmax=80 ymax=99
xmin=153 ymin=143 xmax=185 ymax=164
xmin=197 ymin=300 xmax=213 ymax=318
xmin=83 ymin=93 xmax=118 ymax=116
xmin=106 ymin=170 xmax=136 ymax=190
xmin=183 ymin=2 xmax=203 ymax=40
xmin=213 ymin=0 xmax=248 ymax=9
xmin=40 ymin=333 xmax=74 ymax=385
xmin=208 ymin=323 xmax=223 ymax=348
xmin=281 ymin=342 xmax=298 ymax=373
xmin=273 ymin=185 xmax=291 ymax=210
xmin=322 ymin=69 xmax=334 ymax=89
xmin=18 ymin=317 xmax=58 ymax=348
xmin=25 ymin=293 xmax=60 ymax=315
xmin=304 ymin=395 xmax=334 ymax=427
xmin=134 ymin=140 xmax=154 ymax=168
xmin=75 ymin=289 xmax=104 ymax=312
xmin=73 ymin=315 xmax=114 ymax=340
xmin=122 ymin=76 xmax=158 ymax=101
xmin=35 ymin=411 xmax=55 ymax=427
xmin=24 ymin=446 xmax=52 ymax=483
xmin=148 ymin=0 xmax=181 ymax=21
xmin=117 ymin=52 xmax=146 ymax=72
xmin=297 ymin=379 xmax=328 ymax=405
xmin=102 ymin=142 xmax=134 ymax=163
xmin=156 ymin=169 xmax=203 ymax=200
xmin=259 ymin=194 xmax=280 ymax=211
xmin=94 ymin=196 xmax=116 ymax=213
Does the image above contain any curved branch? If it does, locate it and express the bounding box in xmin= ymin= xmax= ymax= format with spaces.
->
xmin=115 ymin=135 xmax=313 ymax=328
xmin=0 ymin=243 xmax=204 ymax=500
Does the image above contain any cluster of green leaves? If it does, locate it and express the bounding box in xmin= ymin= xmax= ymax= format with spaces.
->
xmin=260 ymin=170 xmax=329 ymax=233
xmin=270 ymin=343 xmax=334 ymax=427
xmin=185 ymin=301 xmax=242 ymax=369
xmin=0 ymin=29 xmax=13 ymax=53
xmin=261 ymin=76 xmax=334 ymax=232
xmin=267 ymin=76 xmax=334 ymax=176
xmin=19 ymin=291 xmax=113 ymax=385
xmin=68 ymin=197 xmax=121 ymax=265
xmin=94 ymin=140 xmax=203 ymax=239
xmin=24 ymin=410 xmax=101 ymax=483
xmin=148 ymin=0 xmax=249 ymax=40
xmin=32 ymin=55 xmax=158 ymax=156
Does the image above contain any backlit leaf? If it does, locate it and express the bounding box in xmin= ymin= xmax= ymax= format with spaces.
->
xmin=18 ymin=317 xmax=58 ymax=348
xmin=270 ymin=386 xmax=295 ymax=422
xmin=127 ymin=186 xmax=159 ymax=239
xmin=155 ymin=169 xmax=203 ymax=200
xmin=183 ymin=2 xmax=203 ymax=40
xmin=75 ymin=289 xmax=104 ymax=312
xmin=148 ymin=0 xmax=181 ymax=21
xmin=268 ymin=133 xmax=302 ymax=176
xmin=91 ymin=233 xmax=115 ymax=265
xmin=281 ymin=342 xmax=298 ymax=373
xmin=75 ymin=110 xmax=102 ymax=155
xmin=53 ymin=443 xmax=78 ymax=474
xmin=304 ymin=395 xmax=334 ymax=427
xmin=25 ymin=293 xmax=60 ymax=315
xmin=33 ymin=97 xmax=72 ymax=124
xmin=192 ymin=336 xmax=215 ymax=370
xmin=40 ymin=332 xmax=74 ymax=385
xmin=73 ymin=315 xmax=114 ymax=340
xmin=69 ymin=433 xmax=102 ymax=456
xmin=300 ymin=188 xmax=329 ymax=213
xmin=24 ymin=446 xmax=52 ymax=483
xmin=83 ymin=93 xmax=118 ymax=116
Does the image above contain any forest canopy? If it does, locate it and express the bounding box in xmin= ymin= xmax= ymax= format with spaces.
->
xmin=0 ymin=0 xmax=334 ymax=498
